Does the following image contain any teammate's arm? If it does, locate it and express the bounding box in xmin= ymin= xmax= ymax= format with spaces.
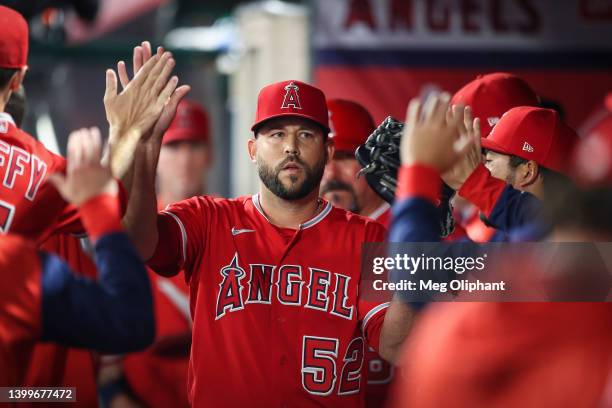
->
xmin=105 ymin=41 xmax=190 ymax=259
xmin=459 ymin=165 xmax=543 ymax=231
xmin=41 ymin=127 xmax=154 ymax=352
xmin=378 ymin=94 xmax=476 ymax=363
xmin=39 ymin=223 xmax=154 ymax=353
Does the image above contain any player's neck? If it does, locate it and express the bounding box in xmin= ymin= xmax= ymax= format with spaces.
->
xmin=258 ymin=187 xmax=321 ymax=229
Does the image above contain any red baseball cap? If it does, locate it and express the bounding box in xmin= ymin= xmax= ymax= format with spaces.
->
xmin=0 ymin=6 xmax=28 ymax=69
xmin=328 ymin=99 xmax=375 ymax=154
xmin=251 ymin=80 xmax=329 ymax=133
xmin=163 ymin=100 xmax=210 ymax=145
xmin=451 ymin=72 xmax=540 ymax=136
xmin=572 ymin=114 xmax=612 ymax=187
xmin=482 ymin=107 xmax=579 ymax=175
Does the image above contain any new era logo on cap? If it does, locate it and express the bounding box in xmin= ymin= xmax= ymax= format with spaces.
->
xmin=487 ymin=117 xmax=500 ymax=128
xmin=281 ymin=82 xmax=302 ymax=110
xmin=522 ymin=142 xmax=535 ymax=153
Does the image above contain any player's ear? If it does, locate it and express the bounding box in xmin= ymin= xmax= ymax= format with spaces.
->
xmin=520 ymin=160 xmax=540 ymax=187
xmin=9 ymin=66 xmax=27 ymax=91
xmin=247 ymin=137 xmax=257 ymax=163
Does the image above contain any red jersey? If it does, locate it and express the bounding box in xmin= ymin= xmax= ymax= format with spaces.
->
xmin=149 ymin=194 xmax=389 ymax=407
xmin=367 ymin=202 xmax=391 ymax=229
xmin=0 ymin=113 xmax=80 ymax=243
xmin=0 ymin=234 xmax=42 ymax=386
xmin=22 ymin=234 xmax=99 ymax=408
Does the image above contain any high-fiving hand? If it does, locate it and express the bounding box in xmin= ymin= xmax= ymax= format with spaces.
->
xmin=49 ymin=127 xmax=117 ymax=206
xmin=116 ymin=41 xmax=191 ymax=143
xmin=104 ymin=42 xmax=191 ymax=178
xmin=442 ymin=105 xmax=483 ymax=190
xmin=400 ymin=93 xmax=476 ymax=174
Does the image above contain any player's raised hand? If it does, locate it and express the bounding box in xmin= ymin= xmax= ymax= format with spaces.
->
xmin=115 ymin=41 xmax=191 ymax=144
xmin=48 ymin=127 xmax=118 ymax=206
xmin=104 ymin=47 xmax=178 ymax=136
xmin=400 ymin=92 xmax=475 ymax=173
xmin=442 ymin=105 xmax=483 ymax=189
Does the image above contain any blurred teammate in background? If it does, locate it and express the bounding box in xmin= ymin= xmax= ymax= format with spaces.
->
xmin=322 ymin=99 xmax=391 ymax=226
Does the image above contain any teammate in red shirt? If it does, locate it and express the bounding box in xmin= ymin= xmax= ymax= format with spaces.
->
xmin=322 ymin=99 xmax=391 ymax=227
xmin=0 ymin=128 xmax=154 ymax=387
xmin=0 ymin=7 xmax=180 ymax=244
xmin=114 ymin=68 xmax=414 ymax=405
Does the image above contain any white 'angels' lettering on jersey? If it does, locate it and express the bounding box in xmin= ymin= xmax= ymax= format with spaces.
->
xmin=215 ymin=253 xmax=355 ymax=321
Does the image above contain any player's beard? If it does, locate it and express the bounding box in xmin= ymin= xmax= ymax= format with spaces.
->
xmin=257 ymin=153 xmax=327 ymax=201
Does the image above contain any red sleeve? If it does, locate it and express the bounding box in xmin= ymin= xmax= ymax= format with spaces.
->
xmin=458 ymin=164 xmax=506 ymax=217
xmin=148 ymin=196 xmax=212 ymax=281
xmin=79 ymin=193 xmax=123 ymax=242
xmin=358 ymin=219 xmax=390 ymax=351
xmin=396 ymin=164 xmax=442 ymax=203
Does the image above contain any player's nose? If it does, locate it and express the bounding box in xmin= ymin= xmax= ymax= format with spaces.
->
xmin=283 ymin=133 xmax=299 ymax=156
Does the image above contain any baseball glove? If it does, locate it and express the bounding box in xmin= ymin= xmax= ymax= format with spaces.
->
xmin=356 ymin=116 xmax=456 ymax=237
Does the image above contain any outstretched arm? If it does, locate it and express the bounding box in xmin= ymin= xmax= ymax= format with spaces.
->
xmin=104 ymin=41 xmax=190 ymax=259
xmin=378 ymin=93 xmax=475 ymax=364
xmin=42 ymin=128 xmax=154 ymax=353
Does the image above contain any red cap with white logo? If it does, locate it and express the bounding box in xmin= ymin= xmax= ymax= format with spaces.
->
xmin=328 ymin=99 xmax=375 ymax=154
xmin=451 ymin=72 xmax=540 ymax=137
xmin=251 ymin=80 xmax=329 ymax=133
xmin=0 ymin=6 xmax=28 ymax=68
xmin=482 ymin=106 xmax=579 ymax=175
xmin=163 ymin=99 xmax=210 ymax=145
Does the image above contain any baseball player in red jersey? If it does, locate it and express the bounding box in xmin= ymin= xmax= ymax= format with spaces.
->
xmin=114 ymin=62 xmax=414 ymax=405
xmin=0 ymin=7 xmax=181 ymax=243
xmin=0 ymin=128 xmax=154 ymax=387
xmin=322 ymin=99 xmax=391 ymax=227
xmin=0 ymin=5 xmax=81 ymax=242
xmin=322 ymin=99 xmax=394 ymax=407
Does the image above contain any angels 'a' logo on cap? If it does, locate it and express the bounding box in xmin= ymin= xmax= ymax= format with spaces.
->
xmin=487 ymin=117 xmax=500 ymax=128
xmin=522 ymin=142 xmax=535 ymax=153
xmin=281 ymin=82 xmax=302 ymax=110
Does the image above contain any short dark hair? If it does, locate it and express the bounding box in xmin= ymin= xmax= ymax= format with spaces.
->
xmin=0 ymin=68 xmax=19 ymax=90
xmin=507 ymin=154 xmax=570 ymax=187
